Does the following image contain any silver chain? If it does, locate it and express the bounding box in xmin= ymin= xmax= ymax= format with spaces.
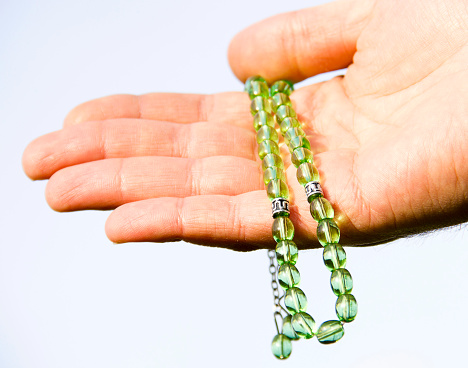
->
xmin=268 ymin=249 xmax=288 ymax=334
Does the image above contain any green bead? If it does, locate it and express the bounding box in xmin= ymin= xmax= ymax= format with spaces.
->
xmin=267 ymin=179 xmax=289 ymax=201
xmin=271 ymin=93 xmax=292 ymax=112
xmin=323 ymin=244 xmax=347 ymax=271
xmin=275 ymin=240 xmax=298 ymax=266
xmin=288 ymin=136 xmax=311 ymax=152
xmin=317 ymin=219 xmax=340 ymax=246
xmin=282 ymin=315 xmax=300 ymax=340
xmin=248 ymin=81 xmax=269 ymax=99
xmin=316 ymin=320 xmax=344 ymax=344
xmin=270 ymin=80 xmax=294 ymax=96
xmin=263 ymin=167 xmax=286 ymax=185
xmin=284 ymin=287 xmax=307 ymax=314
xmin=291 ymin=147 xmax=313 ymax=168
xmin=336 ymin=294 xmax=358 ymax=322
xmin=258 ymin=140 xmax=279 ymax=160
xmin=244 ymin=76 xmax=266 ymax=93
xmin=271 ymin=334 xmax=292 ymax=360
xmin=291 ymin=312 xmax=315 ymax=339
xmin=284 ymin=127 xmax=306 ymax=142
xmin=280 ymin=117 xmax=301 ymax=133
xmin=253 ymin=111 xmax=275 ymax=131
xmin=250 ymin=96 xmax=272 ymax=116
xmin=256 ymin=125 xmax=279 ymax=144
xmin=296 ymin=162 xmax=319 ymax=186
xmin=276 ymin=105 xmax=296 ymax=122
xmin=278 ymin=264 xmax=301 ymax=289
xmin=310 ymin=197 xmax=334 ymax=221
xmin=272 ymin=216 xmax=294 ymax=242
xmin=330 ymin=268 xmax=353 ymax=295
xmin=262 ymin=153 xmax=284 ymax=171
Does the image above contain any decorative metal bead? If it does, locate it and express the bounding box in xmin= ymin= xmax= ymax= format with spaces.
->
xmin=271 ymin=198 xmax=290 ymax=217
xmin=304 ymin=181 xmax=323 ymax=202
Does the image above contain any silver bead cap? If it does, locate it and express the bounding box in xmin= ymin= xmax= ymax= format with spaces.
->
xmin=271 ymin=198 xmax=290 ymax=217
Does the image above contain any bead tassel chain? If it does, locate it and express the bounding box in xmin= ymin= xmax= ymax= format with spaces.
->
xmin=244 ymin=76 xmax=358 ymax=360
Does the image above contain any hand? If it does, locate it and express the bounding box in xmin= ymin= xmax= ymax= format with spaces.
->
xmin=22 ymin=0 xmax=468 ymax=251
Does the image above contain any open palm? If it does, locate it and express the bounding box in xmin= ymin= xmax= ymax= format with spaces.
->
xmin=23 ymin=0 xmax=468 ymax=250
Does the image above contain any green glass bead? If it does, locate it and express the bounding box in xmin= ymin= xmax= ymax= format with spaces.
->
xmin=278 ymin=264 xmax=301 ymax=289
xmin=272 ymin=216 xmax=294 ymax=242
xmin=310 ymin=197 xmax=334 ymax=221
xmin=317 ymin=219 xmax=340 ymax=246
xmin=291 ymin=312 xmax=315 ymax=339
xmin=267 ymin=179 xmax=289 ymax=201
xmin=280 ymin=117 xmax=301 ymax=134
xmin=282 ymin=315 xmax=300 ymax=340
xmin=262 ymin=153 xmax=284 ymax=171
xmin=271 ymin=334 xmax=292 ymax=360
xmin=250 ymin=96 xmax=272 ymax=116
xmin=336 ymin=294 xmax=358 ymax=322
xmin=248 ymin=81 xmax=269 ymax=99
xmin=288 ymin=136 xmax=311 ymax=152
xmin=316 ymin=320 xmax=344 ymax=344
xmin=296 ymin=162 xmax=319 ymax=186
xmin=276 ymin=105 xmax=296 ymax=122
xmin=258 ymin=140 xmax=280 ymax=160
xmin=271 ymin=93 xmax=292 ymax=112
xmin=253 ymin=111 xmax=275 ymax=131
xmin=263 ymin=167 xmax=286 ymax=185
xmin=275 ymin=240 xmax=298 ymax=266
xmin=284 ymin=127 xmax=306 ymax=142
xmin=291 ymin=147 xmax=313 ymax=168
xmin=323 ymin=244 xmax=347 ymax=271
xmin=256 ymin=125 xmax=279 ymax=144
xmin=270 ymin=80 xmax=294 ymax=96
xmin=284 ymin=287 xmax=307 ymax=314
xmin=244 ymin=76 xmax=266 ymax=93
xmin=330 ymin=268 xmax=353 ymax=295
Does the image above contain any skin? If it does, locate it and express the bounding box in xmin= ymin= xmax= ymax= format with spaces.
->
xmin=22 ymin=0 xmax=468 ymax=251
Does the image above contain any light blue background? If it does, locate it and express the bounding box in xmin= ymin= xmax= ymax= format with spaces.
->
xmin=1 ymin=0 xmax=467 ymax=367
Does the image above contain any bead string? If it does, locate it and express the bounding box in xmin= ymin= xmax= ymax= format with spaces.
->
xmin=244 ymin=76 xmax=358 ymax=360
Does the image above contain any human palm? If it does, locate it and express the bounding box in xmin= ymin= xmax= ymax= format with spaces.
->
xmin=23 ymin=0 xmax=468 ymax=250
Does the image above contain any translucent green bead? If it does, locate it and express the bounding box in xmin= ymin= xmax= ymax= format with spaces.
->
xmin=250 ymin=96 xmax=272 ymax=116
xmin=267 ymin=179 xmax=289 ymax=201
xmin=256 ymin=125 xmax=279 ymax=144
xmin=275 ymin=240 xmax=298 ymax=266
xmin=330 ymin=268 xmax=353 ymax=295
xmin=291 ymin=312 xmax=315 ymax=339
xmin=317 ymin=219 xmax=340 ymax=246
xmin=296 ymin=162 xmax=319 ymax=186
xmin=253 ymin=111 xmax=275 ymax=131
xmin=271 ymin=334 xmax=292 ymax=360
xmin=284 ymin=127 xmax=306 ymax=142
xmin=276 ymin=105 xmax=296 ymax=122
xmin=323 ymin=244 xmax=347 ymax=271
xmin=288 ymin=136 xmax=311 ymax=152
xmin=258 ymin=140 xmax=280 ymax=160
xmin=284 ymin=287 xmax=307 ymax=314
xmin=248 ymin=81 xmax=269 ymax=99
xmin=310 ymin=197 xmax=334 ymax=221
xmin=262 ymin=153 xmax=284 ymax=171
xmin=291 ymin=147 xmax=313 ymax=168
xmin=282 ymin=315 xmax=300 ymax=340
xmin=244 ymin=76 xmax=266 ymax=93
xmin=280 ymin=117 xmax=301 ymax=134
xmin=316 ymin=320 xmax=344 ymax=344
xmin=270 ymin=80 xmax=294 ymax=96
xmin=278 ymin=264 xmax=301 ymax=289
xmin=263 ymin=167 xmax=286 ymax=185
xmin=272 ymin=216 xmax=294 ymax=242
xmin=271 ymin=93 xmax=292 ymax=112
xmin=336 ymin=294 xmax=358 ymax=322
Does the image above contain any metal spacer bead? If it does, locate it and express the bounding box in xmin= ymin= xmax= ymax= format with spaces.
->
xmin=305 ymin=181 xmax=323 ymax=202
xmin=271 ymin=198 xmax=290 ymax=218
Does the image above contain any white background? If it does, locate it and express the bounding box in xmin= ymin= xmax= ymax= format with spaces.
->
xmin=1 ymin=0 xmax=467 ymax=367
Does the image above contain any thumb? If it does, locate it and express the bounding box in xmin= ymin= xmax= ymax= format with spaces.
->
xmin=228 ymin=0 xmax=375 ymax=83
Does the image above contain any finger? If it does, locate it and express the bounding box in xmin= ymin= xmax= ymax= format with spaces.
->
xmin=22 ymin=119 xmax=256 ymax=180
xmin=228 ymin=0 xmax=375 ymax=83
xmin=64 ymin=92 xmax=251 ymax=128
xmin=45 ymin=156 xmax=264 ymax=212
